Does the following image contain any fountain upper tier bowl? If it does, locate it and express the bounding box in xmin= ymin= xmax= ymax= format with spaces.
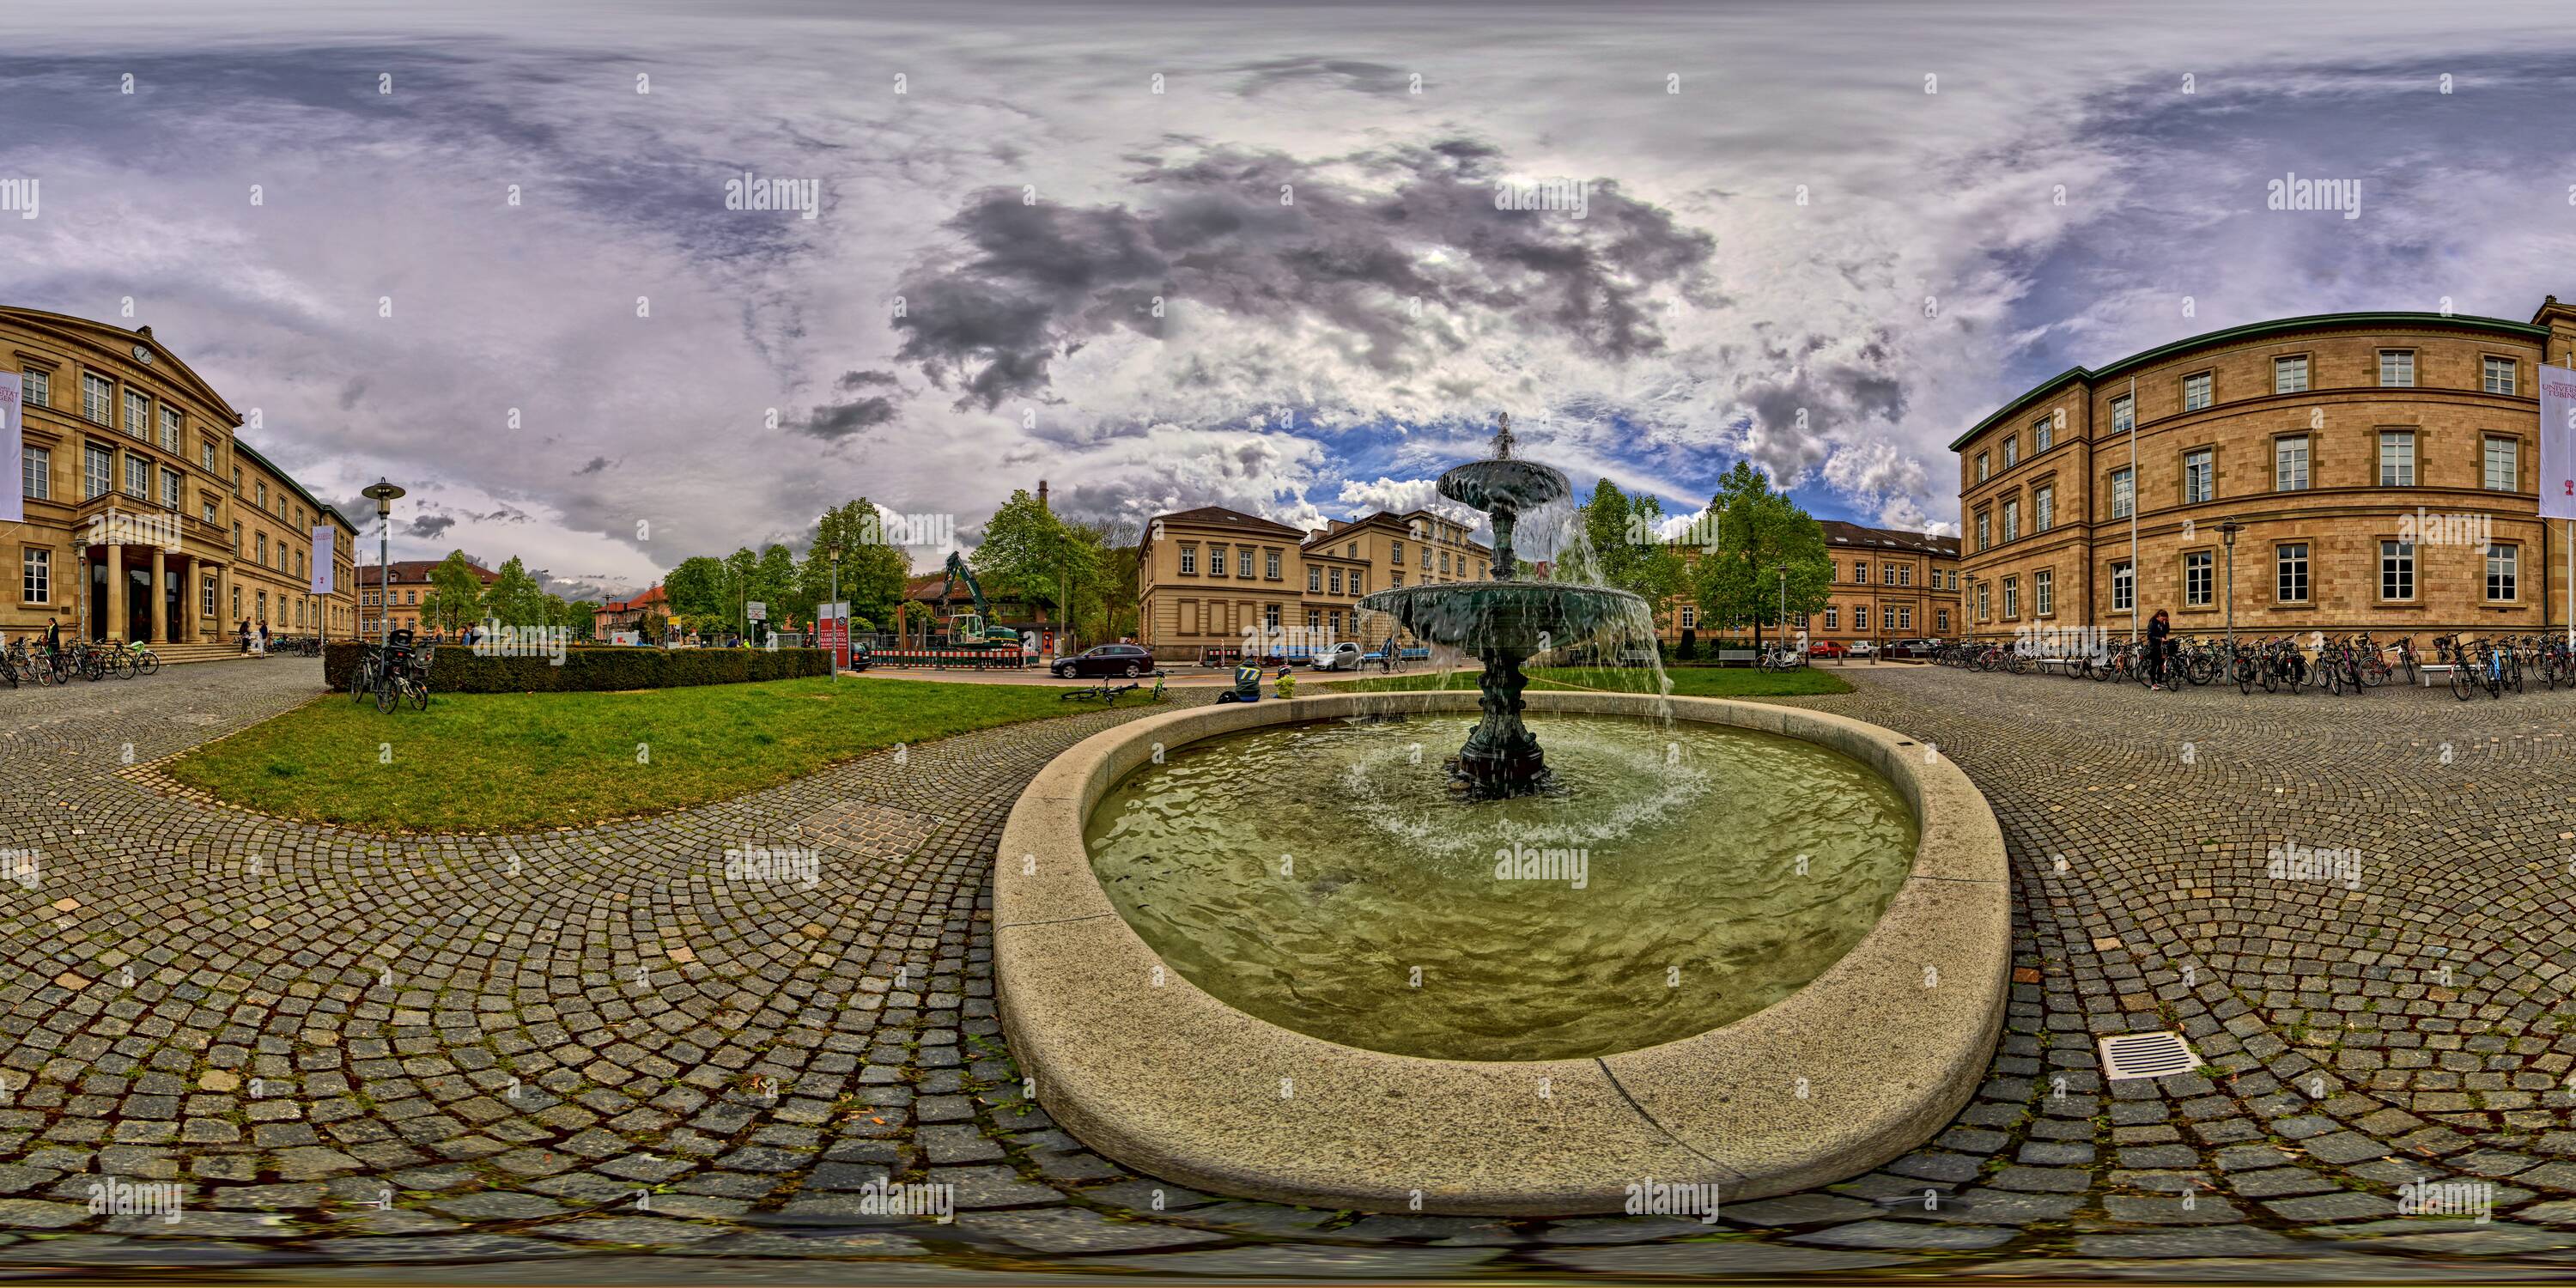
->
xmin=1435 ymin=458 xmax=1571 ymax=513
xmin=1359 ymin=580 xmax=1649 ymax=656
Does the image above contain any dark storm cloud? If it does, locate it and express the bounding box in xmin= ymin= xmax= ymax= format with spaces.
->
xmin=891 ymin=141 xmax=1719 ymax=410
xmin=577 ymin=457 xmax=611 ymax=475
xmin=406 ymin=513 xmax=458 ymax=538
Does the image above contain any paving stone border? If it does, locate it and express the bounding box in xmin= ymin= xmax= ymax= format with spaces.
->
xmin=993 ymin=690 xmax=2010 ymax=1214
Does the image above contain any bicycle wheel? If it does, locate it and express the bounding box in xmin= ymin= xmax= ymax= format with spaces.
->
xmin=2234 ymin=658 xmax=2256 ymax=696
xmin=137 ymin=652 xmax=159 ymax=676
xmin=375 ymin=675 xmax=398 ymax=713
xmin=352 ymin=661 xmax=377 ymax=703
xmin=409 ymin=677 xmax=429 ymax=711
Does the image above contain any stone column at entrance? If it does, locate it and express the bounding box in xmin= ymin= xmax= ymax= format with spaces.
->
xmin=150 ymin=549 xmax=167 ymax=645
xmin=106 ymin=545 xmax=126 ymax=642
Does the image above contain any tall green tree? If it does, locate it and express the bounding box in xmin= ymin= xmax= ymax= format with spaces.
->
xmin=480 ymin=556 xmax=550 ymax=627
xmin=419 ymin=550 xmax=489 ymax=635
xmin=755 ymin=544 xmax=805 ymax=627
xmin=1686 ymin=461 xmax=1832 ymax=653
xmin=797 ymin=499 xmax=912 ymax=631
xmin=663 ymin=556 xmax=727 ymax=621
xmin=972 ymin=489 xmax=1100 ymax=641
xmin=1573 ymin=477 xmax=1686 ymax=626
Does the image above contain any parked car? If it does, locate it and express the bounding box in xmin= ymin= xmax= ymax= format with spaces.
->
xmin=1309 ymin=641 xmax=1365 ymax=671
xmin=1881 ymin=638 xmax=1941 ymax=660
xmin=1806 ymin=640 xmax=1850 ymax=659
xmin=1848 ymin=640 xmax=1876 ymax=657
xmin=1054 ymin=643 xmax=1155 ymax=678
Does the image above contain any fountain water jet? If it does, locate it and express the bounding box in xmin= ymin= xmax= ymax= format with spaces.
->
xmin=1358 ymin=414 xmax=1654 ymax=798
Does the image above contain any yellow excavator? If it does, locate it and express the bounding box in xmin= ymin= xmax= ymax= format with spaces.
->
xmin=939 ymin=553 xmax=1024 ymax=649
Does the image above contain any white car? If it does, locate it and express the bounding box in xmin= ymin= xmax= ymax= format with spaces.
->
xmin=1309 ymin=641 xmax=1365 ymax=671
xmin=1849 ymin=641 xmax=1876 ymax=656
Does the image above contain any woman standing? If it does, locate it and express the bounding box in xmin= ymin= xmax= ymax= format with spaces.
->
xmin=2146 ymin=608 xmax=2173 ymax=691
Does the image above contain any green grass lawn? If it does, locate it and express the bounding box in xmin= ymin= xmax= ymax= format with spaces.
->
xmin=1326 ymin=664 xmax=1851 ymax=697
xmin=165 ymin=676 xmax=1091 ymax=834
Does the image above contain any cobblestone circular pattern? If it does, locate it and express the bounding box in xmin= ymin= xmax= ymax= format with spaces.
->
xmin=8 ymin=659 xmax=2576 ymax=1277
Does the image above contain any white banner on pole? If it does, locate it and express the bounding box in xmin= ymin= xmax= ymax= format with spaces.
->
xmin=0 ymin=373 xmax=21 ymax=524
xmin=309 ymin=525 xmax=336 ymax=593
xmin=2543 ymin=366 xmax=2576 ymax=519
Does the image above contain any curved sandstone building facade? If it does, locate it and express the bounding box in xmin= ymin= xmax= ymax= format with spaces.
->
xmin=1953 ymin=300 xmax=2576 ymax=647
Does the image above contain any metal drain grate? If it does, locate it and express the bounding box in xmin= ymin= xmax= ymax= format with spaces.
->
xmin=2099 ymin=1031 xmax=2200 ymax=1081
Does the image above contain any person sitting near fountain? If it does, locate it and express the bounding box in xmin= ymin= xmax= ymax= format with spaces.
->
xmin=1380 ymin=631 xmax=1400 ymax=672
xmin=1273 ymin=666 xmax=1296 ymax=700
xmin=1214 ymin=657 xmax=1264 ymax=703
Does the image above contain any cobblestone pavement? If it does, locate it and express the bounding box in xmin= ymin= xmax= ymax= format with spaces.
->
xmin=11 ymin=659 xmax=2576 ymax=1279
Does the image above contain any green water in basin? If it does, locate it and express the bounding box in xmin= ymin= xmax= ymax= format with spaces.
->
xmin=1082 ymin=713 xmax=1917 ymax=1061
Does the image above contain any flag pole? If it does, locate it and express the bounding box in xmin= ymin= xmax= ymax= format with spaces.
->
xmin=2127 ymin=375 xmax=2139 ymax=644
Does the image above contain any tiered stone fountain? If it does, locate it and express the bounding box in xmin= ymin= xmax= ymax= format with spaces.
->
xmin=1357 ymin=415 xmax=1654 ymax=798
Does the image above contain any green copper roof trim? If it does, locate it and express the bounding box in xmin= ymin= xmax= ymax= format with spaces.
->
xmin=1947 ymin=312 xmax=2550 ymax=452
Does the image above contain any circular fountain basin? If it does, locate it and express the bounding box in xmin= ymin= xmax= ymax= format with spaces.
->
xmin=994 ymin=690 xmax=2008 ymax=1216
xmin=1086 ymin=713 xmax=1915 ymax=1061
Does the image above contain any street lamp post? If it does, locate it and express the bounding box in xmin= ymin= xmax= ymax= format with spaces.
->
xmin=361 ymin=478 xmax=405 ymax=647
xmin=828 ymin=541 xmax=845 ymax=668
xmin=1774 ymin=562 xmax=1787 ymax=654
xmin=2219 ymin=520 xmax=2244 ymax=656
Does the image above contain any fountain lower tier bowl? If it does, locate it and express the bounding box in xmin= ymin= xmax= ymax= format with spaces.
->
xmin=1358 ymin=580 xmax=1649 ymax=654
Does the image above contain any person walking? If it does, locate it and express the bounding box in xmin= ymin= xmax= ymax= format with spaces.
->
xmin=239 ymin=619 xmax=252 ymax=654
xmin=43 ymin=617 xmax=60 ymax=672
xmin=2146 ymin=608 xmax=2173 ymax=691
xmin=1382 ymin=632 xmax=1400 ymax=673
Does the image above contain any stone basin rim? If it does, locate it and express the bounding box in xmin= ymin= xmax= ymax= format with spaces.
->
xmin=993 ymin=690 xmax=2009 ymax=1217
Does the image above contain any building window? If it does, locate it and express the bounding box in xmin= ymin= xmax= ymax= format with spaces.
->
xmin=160 ymin=404 xmax=180 ymax=452
xmin=1899 ymin=564 xmax=1912 ymax=586
xmin=123 ymin=453 xmax=149 ymax=499
xmin=2379 ymin=431 xmax=2415 ymax=486
xmin=255 ymin=532 xmax=267 ymax=565
xmin=2381 ymin=539 xmax=2415 ymax=600
xmin=21 ymin=445 xmax=47 ymax=501
xmin=1976 ymin=509 xmax=1991 ymax=551
xmin=202 ymin=496 xmax=216 ymax=524
xmin=231 ymin=585 xmax=240 ymax=617
xmin=1975 ymin=580 xmax=1990 ymax=620
xmin=1238 ymin=548 xmax=1254 ymax=579
xmin=202 ymin=574 xmax=216 ymax=617
xmin=21 ymin=547 xmax=47 ymax=603
xmin=1976 ymin=452 xmax=1990 ymax=482
xmin=2275 ymin=436 xmax=2310 ymax=491
xmin=2033 ymin=415 xmax=2052 ymax=453
xmin=1389 ymin=539 xmax=1404 ymax=565
xmin=2276 ymin=543 xmax=2308 ymax=603
xmin=2111 ymin=561 xmax=2134 ymax=613
xmin=1679 ymin=605 xmax=1698 ymax=629
xmin=2484 ymin=355 xmax=2518 ymax=396
xmin=1439 ymin=550 xmax=1451 ymax=574
xmin=2484 ymin=435 xmax=2519 ymax=491
xmin=2034 ymin=485 xmax=2053 ymax=532
xmin=124 ymin=389 xmax=149 ymax=439
xmin=82 ymin=444 xmax=110 ymax=500
xmin=2111 ymin=467 xmax=2134 ymax=519
xmin=2184 ymin=550 xmax=2213 ymax=606
xmin=1266 ymin=550 xmax=1281 ymax=580
xmin=2111 ymin=394 xmax=2134 ymax=434
xmin=231 ymin=521 xmax=241 ymax=551
xmin=21 ymin=368 xmax=47 ymax=408
xmin=1328 ymin=568 xmax=1343 ymax=595
xmin=1178 ymin=545 xmax=1197 ymax=574
xmin=161 ymin=467 xmax=180 ymax=510
xmin=2182 ymin=372 xmax=2211 ymax=412
xmin=1306 ymin=566 xmax=1321 ymax=592
xmin=1855 ymin=605 xmax=1869 ymax=631
xmin=1937 ymin=608 xmax=1949 ymax=632
xmin=2379 ymin=349 xmax=2415 ymax=387
xmin=1263 ymin=603 xmax=1280 ymax=630
xmin=255 ymin=481 xmax=267 ymax=508
xmin=2002 ymin=437 xmax=2018 ymax=468
xmin=2002 ymin=499 xmax=2020 ymax=543
xmin=2002 ymin=576 xmax=2019 ymax=619
xmin=2275 ymin=355 xmax=2309 ymax=394
xmin=1302 ymin=607 xmax=1318 ymax=631
xmin=1897 ymin=605 xmax=1912 ymax=630
xmin=201 ymin=439 xmax=216 ymax=471
xmin=2183 ymin=447 xmax=2213 ymax=504
xmin=2034 ymin=568 xmax=2053 ymax=617
xmin=82 ymin=374 xmax=113 ymax=424
xmin=1390 ymin=570 xmax=1404 ymax=588
xmin=1352 ymin=570 xmax=1364 ymax=595
xmin=1824 ymin=605 xmax=1838 ymax=630
xmin=1207 ymin=544 xmax=1225 ymax=577
xmin=2487 ymin=543 xmax=2520 ymax=601
xmin=1855 ymin=559 xmax=1869 ymax=583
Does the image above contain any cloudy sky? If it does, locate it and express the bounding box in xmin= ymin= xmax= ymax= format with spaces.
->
xmin=6 ymin=0 xmax=2574 ymax=599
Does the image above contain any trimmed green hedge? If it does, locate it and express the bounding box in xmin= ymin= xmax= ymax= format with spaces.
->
xmin=323 ymin=643 xmax=834 ymax=694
